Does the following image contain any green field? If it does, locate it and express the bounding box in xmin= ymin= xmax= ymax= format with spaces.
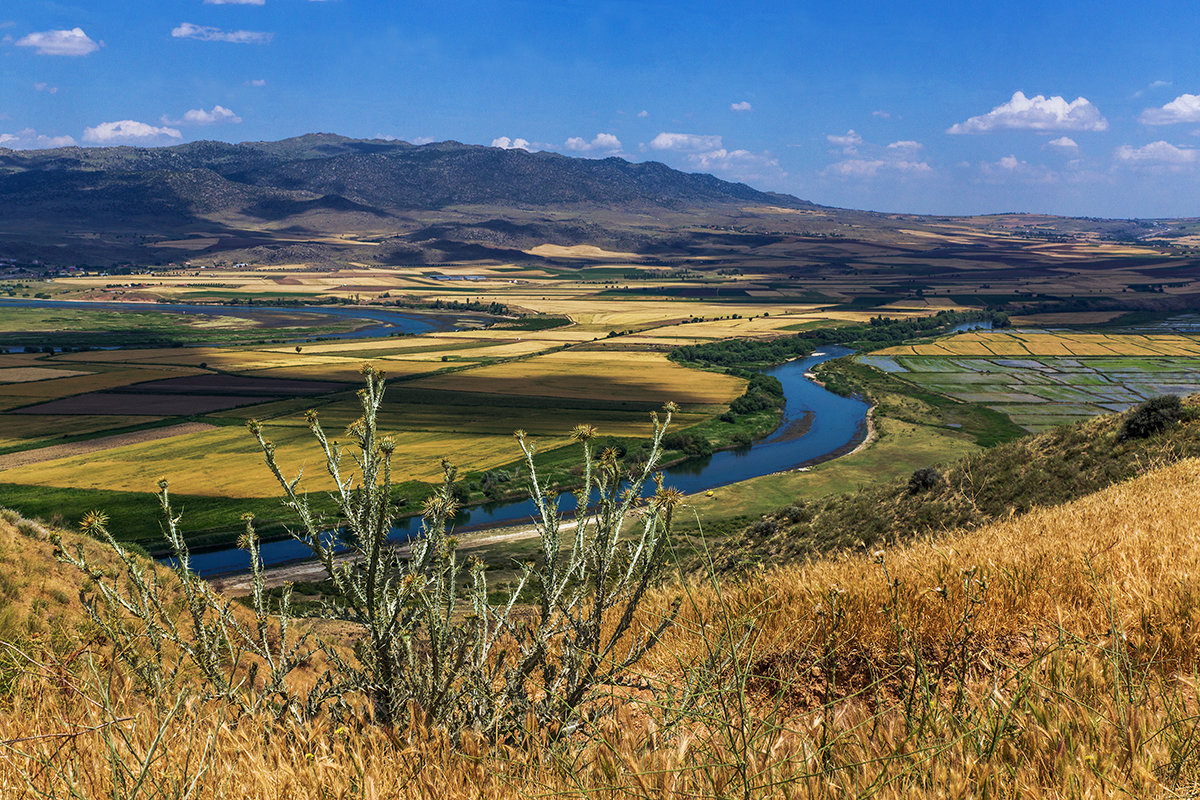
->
xmin=859 ymin=351 xmax=1200 ymax=430
xmin=0 ymin=306 xmax=365 ymax=347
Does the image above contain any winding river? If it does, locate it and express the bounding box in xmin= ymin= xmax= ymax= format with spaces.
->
xmin=183 ymin=347 xmax=869 ymax=576
xmin=0 ymin=297 xmax=462 ymax=344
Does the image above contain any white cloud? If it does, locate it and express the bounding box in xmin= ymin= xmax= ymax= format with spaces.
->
xmin=730 ymin=101 xmax=752 ymax=112
xmin=826 ymin=158 xmax=931 ymax=178
xmin=1140 ymin=94 xmax=1200 ymax=125
xmin=976 ymin=154 xmax=1061 ymax=183
xmin=564 ymin=132 xmax=622 ymax=154
xmin=205 ymin=0 xmax=265 ymax=4
xmin=33 ymin=82 xmax=58 ymax=94
xmin=82 ymin=120 xmax=183 ymax=144
xmin=1047 ymin=136 xmax=1078 ymax=150
xmin=1115 ymin=140 xmax=1197 ymax=165
xmin=947 ymin=91 xmax=1108 ymax=134
xmin=826 ymin=129 xmax=862 ymax=148
xmin=824 ymin=133 xmax=930 ymax=178
xmin=171 ymin=23 xmax=273 ymax=44
xmin=246 ymin=78 xmax=267 ymax=87
xmin=648 ymin=132 xmax=723 ymax=152
xmin=637 ymin=110 xmax=649 ymax=118
xmin=491 ymin=136 xmax=531 ymax=150
xmin=682 ymin=148 xmax=784 ymax=184
xmin=0 ymin=128 xmax=76 ymax=149
xmin=871 ymin=110 xmax=892 ymax=119
xmin=15 ymin=27 xmax=100 ymax=56
xmin=1134 ymin=79 xmax=1173 ymax=98
xmin=165 ymin=105 xmax=242 ymax=125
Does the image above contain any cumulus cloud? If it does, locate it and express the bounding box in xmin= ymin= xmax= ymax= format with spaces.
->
xmin=826 ymin=129 xmax=862 ymax=149
xmin=246 ymin=78 xmax=267 ymax=87
xmin=1140 ymin=94 xmax=1200 ymax=125
xmin=730 ymin=101 xmax=752 ymax=112
xmin=886 ymin=140 xmax=922 ymax=152
xmin=1047 ymin=136 xmax=1078 ymax=149
xmin=637 ymin=110 xmax=649 ymax=118
xmin=171 ymin=23 xmax=273 ymax=44
xmin=33 ymin=82 xmax=58 ymax=94
xmin=15 ymin=27 xmax=100 ymax=56
xmin=491 ymin=136 xmax=532 ymax=150
xmin=1115 ymin=140 xmax=1197 ymax=165
xmin=947 ymin=91 xmax=1107 ymax=134
xmin=565 ymin=132 xmax=622 ymax=154
xmin=82 ymin=120 xmax=183 ymax=144
xmin=0 ymin=129 xmax=77 ymax=149
xmin=648 ymin=132 xmax=723 ymax=152
xmin=164 ymin=105 xmax=242 ymax=125
xmin=871 ymin=110 xmax=892 ymax=119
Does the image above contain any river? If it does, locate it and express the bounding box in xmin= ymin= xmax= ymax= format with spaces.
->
xmin=0 ymin=297 xmax=462 ymax=346
xmin=182 ymin=347 xmax=869 ymax=577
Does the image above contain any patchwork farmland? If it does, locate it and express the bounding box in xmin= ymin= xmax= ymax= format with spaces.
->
xmin=863 ymin=331 xmax=1200 ymax=430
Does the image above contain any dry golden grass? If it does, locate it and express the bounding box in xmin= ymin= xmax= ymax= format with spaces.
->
xmin=6 ymin=459 xmax=1200 ymax=797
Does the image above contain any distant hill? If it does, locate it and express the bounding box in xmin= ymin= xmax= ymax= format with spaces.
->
xmin=0 ymin=133 xmax=807 ymax=219
xmin=0 ymin=134 xmax=824 ymax=265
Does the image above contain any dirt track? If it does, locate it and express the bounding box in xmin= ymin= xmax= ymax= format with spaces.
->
xmin=0 ymin=422 xmax=217 ymax=471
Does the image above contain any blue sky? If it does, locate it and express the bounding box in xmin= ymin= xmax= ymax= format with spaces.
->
xmin=2 ymin=0 xmax=1199 ymax=218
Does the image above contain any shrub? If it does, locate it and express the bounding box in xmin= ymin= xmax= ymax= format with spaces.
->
xmin=751 ymin=518 xmax=778 ymax=537
xmin=908 ymin=467 xmax=943 ymax=494
xmin=1120 ymin=395 xmax=1184 ymax=440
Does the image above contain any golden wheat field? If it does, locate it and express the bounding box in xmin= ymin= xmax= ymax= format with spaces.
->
xmin=4 ymin=456 xmax=1200 ymax=797
xmin=0 ymin=422 xmax=574 ymax=497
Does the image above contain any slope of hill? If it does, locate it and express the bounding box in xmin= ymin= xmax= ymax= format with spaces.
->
xmin=4 ymin=442 xmax=1200 ymax=796
xmin=715 ymin=397 xmax=1200 ymax=570
xmin=0 ymin=134 xmax=808 ymax=221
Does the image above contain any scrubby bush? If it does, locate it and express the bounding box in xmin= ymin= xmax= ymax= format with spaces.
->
xmin=1120 ymin=395 xmax=1185 ymax=439
xmin=908 ymin=466 xmax=943 ymax=493
xmin=751 ymin=518 xmax=778 ymax=537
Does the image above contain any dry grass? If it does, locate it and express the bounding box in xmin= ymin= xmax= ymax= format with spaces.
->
xmin=5 ymin=457 xmax=1200 ymax=796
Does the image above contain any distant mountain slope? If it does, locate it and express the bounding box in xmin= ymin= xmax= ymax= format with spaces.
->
xmin=0 ymin=134 xmax=808 ymax=217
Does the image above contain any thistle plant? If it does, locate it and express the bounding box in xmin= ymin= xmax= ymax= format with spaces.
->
xmin=63 ymin=363 xmax=682 ymax=741
xmin=55 ymin=489 xmax=312 ymax=720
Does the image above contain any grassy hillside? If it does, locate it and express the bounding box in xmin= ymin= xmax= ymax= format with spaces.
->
xmin=714 ymin=397 xmax=1200 ymax=571
xmin=5 ymin=453 xmax=1200 ymax=795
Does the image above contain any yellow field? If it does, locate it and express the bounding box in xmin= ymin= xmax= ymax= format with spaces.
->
xmin=879 ymin=330 xmax=1200 ymax=357
xmin=0 ymin=423 xmax=571 ymax=497
xmin=409 ymin=350 xmax=744 ymax=408
xmin=0 ymin=366 xmax=93 ymax=383
xmin=0 ymin=415 xmax=163 ymax=449
xmin=0 ymin=364 xmax=201 ymax=401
